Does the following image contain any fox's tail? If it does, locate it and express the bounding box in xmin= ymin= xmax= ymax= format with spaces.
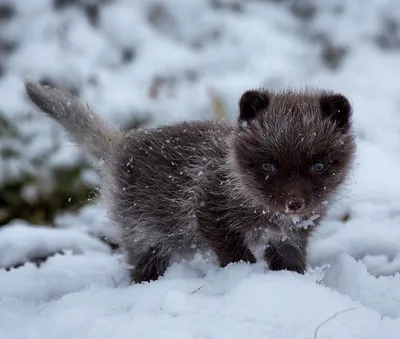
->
xmin=25 ymin=81 xmax=121 ymax=161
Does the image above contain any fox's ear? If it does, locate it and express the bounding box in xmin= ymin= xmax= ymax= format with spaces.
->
xmin=238 ymin=90 xmax=270 ymax=124
xmin=319 ymin=93 xmax=352 ymax=132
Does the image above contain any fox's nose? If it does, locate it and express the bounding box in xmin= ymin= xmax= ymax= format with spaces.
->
xmin=286 ymin=198 xmax=305 ymax=212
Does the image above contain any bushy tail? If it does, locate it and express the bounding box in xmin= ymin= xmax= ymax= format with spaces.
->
xmin=24 ymin=81 xmax=121 ymax=160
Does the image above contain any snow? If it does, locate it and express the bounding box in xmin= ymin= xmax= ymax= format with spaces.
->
xmin=1 ymin=0 xmax=400 ymax=338
xmin=0 ymin=220 xmax=110 ymax=269
xmin=1 ymin=250 xmax=400 ymax=339
xmin=291 ymin=213 xmax=320 ymax=229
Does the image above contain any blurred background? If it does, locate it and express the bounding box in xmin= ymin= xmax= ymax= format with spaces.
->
xmin=1 ymin=0 xmax=400 ymax=272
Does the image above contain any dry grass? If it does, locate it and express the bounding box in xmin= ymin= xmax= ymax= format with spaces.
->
xmin=209 ymin=88 xmax=228 ymax=120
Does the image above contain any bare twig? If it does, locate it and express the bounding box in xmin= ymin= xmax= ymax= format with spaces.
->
xmin=314 ymin=307 xmax=357 ymax=339
xmin=191 ymin=285 xmax=204 ymax=294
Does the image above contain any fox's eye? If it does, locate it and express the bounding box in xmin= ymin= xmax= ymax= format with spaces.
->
xmin=261 ymin=162 xmax=276 ymax=173
xmin=311 ymin=162 xmax=325 ymax=173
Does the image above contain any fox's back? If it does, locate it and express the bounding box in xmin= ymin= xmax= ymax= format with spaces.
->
xmin=107 ymin=120 xmax=234 ymax=235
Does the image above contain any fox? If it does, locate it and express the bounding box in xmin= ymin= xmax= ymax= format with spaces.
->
xmin=25 ymin=81 xmax=356 ymax=283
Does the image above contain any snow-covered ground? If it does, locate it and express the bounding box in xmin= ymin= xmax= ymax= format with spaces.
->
xmin=2 ymin=0 xmax=400 ymax=338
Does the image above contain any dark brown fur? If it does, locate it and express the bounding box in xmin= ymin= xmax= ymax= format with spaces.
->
xmin=25 ymin=82 xmax=356 ymax=283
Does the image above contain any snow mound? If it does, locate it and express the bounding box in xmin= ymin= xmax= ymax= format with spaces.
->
xmin=1 ymin=223 xmax=400 ymax=338
xmin=1 ymin=245 xmax=400 ymax=339
xmin=0 ymin=222 xmax=110 ymax=269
